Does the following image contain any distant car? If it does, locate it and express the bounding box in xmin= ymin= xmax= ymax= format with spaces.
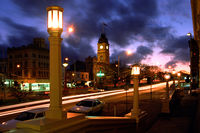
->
xmin=68 ymin=99 xmax=104 ymax=115
xmin=0 ymin=107 xmax=48 ymax=132
xmin=88 ymin=87 xmax=104 ymax=93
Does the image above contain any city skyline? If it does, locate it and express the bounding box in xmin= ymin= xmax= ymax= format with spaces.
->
xmin=0 ymin=0 xmax=193 ymax=72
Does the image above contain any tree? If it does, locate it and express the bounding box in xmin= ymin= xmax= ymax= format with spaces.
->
xmin=9 ymin=85 xmax=31 ymax=102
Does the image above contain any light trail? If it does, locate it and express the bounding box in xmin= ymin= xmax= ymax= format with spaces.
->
xmin=0 ymin=82 xmax=173 ymax=117
xmin=0 ymin=89 xmax=123 ymax=111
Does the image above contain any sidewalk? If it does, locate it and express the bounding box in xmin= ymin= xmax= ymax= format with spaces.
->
xmin=147 ymin=90 xmax=199 ymax=133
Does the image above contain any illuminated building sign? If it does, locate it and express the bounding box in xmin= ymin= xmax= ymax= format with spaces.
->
xmin=96 ymin=70 xmax=105 ymax=77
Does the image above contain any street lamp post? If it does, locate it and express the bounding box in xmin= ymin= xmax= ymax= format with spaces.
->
xmin=177 ymin=72 xmax=181 ymax=89
xmin=118 ymin=56 xmax=120 ymax=77
xmin=63 ymin=62 xmax=68 ymax=91
xmin=172 ymin=69 xmax=176 ymax=89
xmin=131 ymin=64 xmax=140 ymax=123
xmin=46 ymin=6 xmax=66 ymax=120
xmin=164 ymin=74 xmax=170 ymax=99
xmin=117 ymin=50 xmax=132 ymax=87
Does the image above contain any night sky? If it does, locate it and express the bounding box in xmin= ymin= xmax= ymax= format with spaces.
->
xmin=0 ymin=0 xmax=193 ymax=72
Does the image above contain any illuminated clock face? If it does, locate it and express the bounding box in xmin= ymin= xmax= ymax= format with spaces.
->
xmin=106 ymin=46 xmax=108 ymax=49
xmin=100 ymin=45 xmax=103 ymax=49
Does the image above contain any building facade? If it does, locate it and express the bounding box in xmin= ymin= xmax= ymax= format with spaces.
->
xmin=7 ymin=38 xmax=50 ymax=91
xmin=85 ymin=56 xmax=97 ymax=80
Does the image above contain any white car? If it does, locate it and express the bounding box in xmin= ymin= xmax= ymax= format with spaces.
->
xmin=0 ymin=107 xmax=48 ymax=132
xmin=68 ymin=99 xmax=104 ymax=115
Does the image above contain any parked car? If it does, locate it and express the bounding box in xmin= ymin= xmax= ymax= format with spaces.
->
xmin=68 ymin=99 xmax=104 ymax=115
xmin=0 ymin=107 xmax=48 ymax=132
xmin=88 ymin=87 xmax=104 ymax=93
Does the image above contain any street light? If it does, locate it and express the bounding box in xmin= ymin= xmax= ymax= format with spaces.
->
xmin=17 ymin=64 xmax=21 ymax=68
xmin=187 ymin=32 xmax=192 ymax=39
xmin=64 ymin=57 xmax=69 ymax=61
xmin=63 ymin=62 xmax=68 ymax=91
xmin=172 ymin=69 xmax=176 ymax=89
xmin=67 ymin=26 xmax=74 ymax=33
xmin=131 ymin=64 xmax=140 ymax=123
xmin=177 ymin=72 xmax=181 ymax=89
xmin=46 ymin=6 xmax=66 ymax=120
xmin=164 ymin=73 xmax=170 ymax=98
xmin=117 ymin=50 xmax=132 ymax=79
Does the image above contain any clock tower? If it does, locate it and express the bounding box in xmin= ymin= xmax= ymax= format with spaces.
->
xmin=97 ymin=33 xmax=110 ymax=65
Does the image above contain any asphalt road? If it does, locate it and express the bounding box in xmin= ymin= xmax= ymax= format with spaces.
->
xmin=0 ymin=82 xmax=169 ymax=123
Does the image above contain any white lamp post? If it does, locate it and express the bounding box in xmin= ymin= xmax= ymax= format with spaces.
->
xmin=164 ymin=74 xmax=170 ymax=98
xmin=172 ymin=69 xmax=176 ymax=89
xmin=177 ymin=72 xmax=181 ymax=89
xmin=46 ymin=6 xmax=66 ymax=120
xmin=63 ymin=62 xmax=68 ymax=91
xmin=131 ymin=64 xmax=140 ymax=123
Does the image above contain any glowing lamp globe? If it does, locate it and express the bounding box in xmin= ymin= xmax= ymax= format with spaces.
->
xmin=63 ymin=63 xmax=68 ymax=68
xmin=187 ymin=32 xmax=192 ymax=37
xmin=131 ymin=64 xmax=140 ymax=75
xmin=177 ymin=72 xmax=181 ymax=77
xmin=17 ymin=64 xmax=21 ymax=68
xmin=47 ymin=6 xmax=63 ymax=32
xmin=164 ymin=74 xmax=170 ymax=80
xmin=172 ymin=70 xmax=176 ymax=75
xmin=65 ymin=57 xmax=69 ymax=61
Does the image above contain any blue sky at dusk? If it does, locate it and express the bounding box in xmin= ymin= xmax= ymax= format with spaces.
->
xmin=0 ymin=0 xmax=193 ymax=72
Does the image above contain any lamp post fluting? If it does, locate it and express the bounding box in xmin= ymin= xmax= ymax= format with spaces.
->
xmin=46 ymin=6 xmax=66 ymax=120
xmin=131 ymin=64 xmax=140 ymax=123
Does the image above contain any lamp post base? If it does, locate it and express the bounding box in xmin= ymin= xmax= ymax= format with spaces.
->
xmin=16 ymin=113 xmax=85 ymax=132
xmin=46 ymin=108 xmax=67 ymax=120
xmin=125 ymin=109 xmax=147 ymax=123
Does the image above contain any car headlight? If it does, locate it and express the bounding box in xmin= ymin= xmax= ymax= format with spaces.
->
xmin=76 ymin=108 xmax=80 ymax=111
xmin=1 ymin=122 xmax=7 ymax=125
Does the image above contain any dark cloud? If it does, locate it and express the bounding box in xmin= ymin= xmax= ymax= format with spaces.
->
xmin=161 ymin=35 xmax=190 ymax=68
xmin=136 ymin=45 xmax=153 ymax=56
xmin=11 ymin=0 xmax=169 ymax=47
xmin=110 ymin=45 xmax=153 ymax=65
xmin=132 ymin=0 xmax=158 ymax=17
xmin=0 ymin=17 xmax=47 ymax=47
xmin=165 ymin=60 xmax=177 ymax=68
xmin=11 ymin=0 xmax=65 ymax=17
xmin=161 ymin=35 xmax=189 ymax=62
xmin=161 ymin=0 xmax=191 ymax=18
xmin=2 ymin=0 xmax=189 ymax=67
xmin=62 ymin=37 xmax=96 ymax=61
